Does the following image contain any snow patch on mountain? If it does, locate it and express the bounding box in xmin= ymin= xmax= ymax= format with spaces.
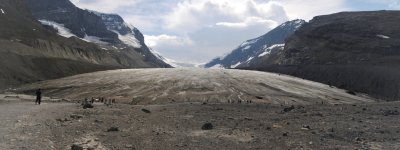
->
xmin=231 ymin=62 xmax=242 ymax=68
xmin=259 ymin=44 xmax=285 ymax=57
xmin=377 ymin=34 xmax=390 ymax=39
xmin=82 ymin=35 xmax=109 ymax=45
xmin=240 ymin=38 xmax=259 ymax=47
xmin=280 ymin=19 xmax=304 ymax=29
xmin=39 ymin=20 xmax=109 ymax=45
xmin=39 ymin=20 xmax=76 ymax=38
xmin=210 ymin=64 xmax=224 ymax=69
xmin=115 ymin=31 xmax=142 ymax=48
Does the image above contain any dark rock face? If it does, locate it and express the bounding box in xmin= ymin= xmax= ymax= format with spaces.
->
xmin=94 ymin=12 xmax=132 ymax=36
xmin=205 ymin=19 xmax=305 ymax=68
xmin=243 ymin=11 xmax=400 ymax=100
xmin=24 ymin=0 xmax=119 ymax=43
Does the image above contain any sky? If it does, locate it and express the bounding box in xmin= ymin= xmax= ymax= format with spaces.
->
xmin=70 ymin=0 xmax=399 ymax=64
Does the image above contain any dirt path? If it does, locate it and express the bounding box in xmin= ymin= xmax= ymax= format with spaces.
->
xmin=0 ymin=101 xmax=74 ymax=149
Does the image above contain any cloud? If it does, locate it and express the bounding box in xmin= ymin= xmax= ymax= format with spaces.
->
xmin=71 ymin=0 xmax=394 ymax=64
xmin=271 ymin=0 xmax=348 ymax=20
xmin=164 ymin=0 xmax=288 ymax=33
xmin=144 ymin=34 xmax=193 ymax=47
xmin=216 ymin=17 xmax=279 ymax=28
xmin=70 ymin=0 xmax=138 ymax=13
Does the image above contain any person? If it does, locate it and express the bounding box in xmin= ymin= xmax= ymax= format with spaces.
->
xmin=35 ymin=89 xmax=42 ymax=105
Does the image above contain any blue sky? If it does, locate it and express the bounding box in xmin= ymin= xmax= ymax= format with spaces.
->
xmin=70 ymin=0 xmax=399 ymax=64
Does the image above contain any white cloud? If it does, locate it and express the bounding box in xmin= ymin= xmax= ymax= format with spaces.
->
xmin=71 ymin=0 xmax=394 ymax=63
xmin=144 ymin=34 xmax=193 ymax=47
xmin=71 ymin=0 xmax=139 ymax=13
xmin=271 ymin=0 xmax=348 ymax=20
xmin=216 ymin=17 xmax=279 ymax=28
xmin=164 ymin=0 xmax=288 ymax=33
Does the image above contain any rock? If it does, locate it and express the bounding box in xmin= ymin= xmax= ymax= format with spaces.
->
xmin=87 ymin=147 xmax=95 ymax=150
xmin=141 ymin=109 xmax=151 ymax=113
xmin=201 ymin=123 xmax=213 ymax=130
xmin=346 ymin=90 xmax=356 ymax=95
xmin=301 ymin=125 xmax=311 ymax=130
xmin=125 ymin=144 xmax=133 ymax=148
xmin=382 ymin=110 xmax=399 ymax=116
xmin=283 ymin=105 xmax=295 ymax=112
xmin=83 ymin=103 xmax=94 ymax=109
xmin=71 ymin=144 xmax=83 ymax=150
xmin=94 ymin=119 xmax=103 ymax=123
xmin=244 ymin=117 xmax=252 ymax=121
xmin=107 ymin=127 xmax=119 ymax=132
xmin=70 ymin=114 xmax=83 ymax=120
xmin=282 ymin=132 xmax=288 ymax=136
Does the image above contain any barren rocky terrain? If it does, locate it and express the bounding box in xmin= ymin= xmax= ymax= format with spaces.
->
xmin=1 ymin=97 xmax=400 ymax=150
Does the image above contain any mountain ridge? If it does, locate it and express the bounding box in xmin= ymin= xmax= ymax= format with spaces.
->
xmin=23 ymin=0 xmax=171 ymax=68
xmin=241 ymin=11 xmax=400 ymax=100
xmin=205 ymin=19 xmax=305 ymax=68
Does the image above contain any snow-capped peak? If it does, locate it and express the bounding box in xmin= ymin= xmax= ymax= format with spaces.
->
xmin=279 ymin=19 xmax=306 ymax=29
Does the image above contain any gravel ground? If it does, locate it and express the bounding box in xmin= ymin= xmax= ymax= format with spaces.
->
xmin=1 ymin=101 xmax=399 ymax=150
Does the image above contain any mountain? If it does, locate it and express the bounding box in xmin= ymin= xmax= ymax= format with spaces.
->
xmin=205 ymin=19 xmax=305 ymax=68
xmin=0 ymin=0 xmax=168 ymax=90
xmin=23 ymin=0 xmax=171 ymax=68
xmin=241 ymin=11 xmax=400 ymax=100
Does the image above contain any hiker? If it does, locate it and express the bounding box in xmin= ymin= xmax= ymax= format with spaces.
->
xmin=35 ymin=89 xmax=42 ymax=105
xmin=91 ymin=97 xmax=95 ymax=104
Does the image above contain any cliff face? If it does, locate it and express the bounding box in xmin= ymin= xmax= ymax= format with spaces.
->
xmin=0 ymin=0 xmax=163 ymax=89
xmin=242 ymin=11 xmax=400 ymax=100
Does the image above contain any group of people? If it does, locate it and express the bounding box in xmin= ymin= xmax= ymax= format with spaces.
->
xmin=34 ymin=89 xmax=117 ymax=106
xmin=82 ymin=97 xmax=116 ymax=105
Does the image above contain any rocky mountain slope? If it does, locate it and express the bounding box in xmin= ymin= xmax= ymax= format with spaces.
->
xmin=241 ymin=11 xmax=400 ymax=100
xmin=205 ymin=19 xmax=305 ymax=68
xmin=0 ymin=0 xmax=168 ymax=90
xmin=23 ymin=0 xmax=171 ymax=68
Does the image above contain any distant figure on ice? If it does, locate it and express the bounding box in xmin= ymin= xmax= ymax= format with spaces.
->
xmin=35 ymin=89 xmax=42 ymax=105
